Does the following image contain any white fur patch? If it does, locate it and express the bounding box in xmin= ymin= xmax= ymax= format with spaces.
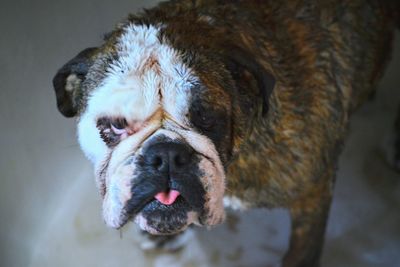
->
xmin=89 ymin=24 xmax=196 ymax=124
xmin=78 ymin=112 xmax=108 ymax=164
xmin=65 ymin=74 xmax=80 ymax=92
xmin=78 ymin=24 xmax=197 ymax=165
xmin=102 ymin=158 xmax=135 ymax=228
xmin=223 ymin=196 xmax=249 ymax=211
xmin=134 ymin=211 xmax=199 ymax=235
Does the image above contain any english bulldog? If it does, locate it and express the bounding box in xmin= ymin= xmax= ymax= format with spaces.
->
xmin=53 ymin=0 xmax=400 ymax=266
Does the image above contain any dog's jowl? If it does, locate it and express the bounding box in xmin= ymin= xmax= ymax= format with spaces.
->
xmin=53 ymin=1 xmax=400 ymax=266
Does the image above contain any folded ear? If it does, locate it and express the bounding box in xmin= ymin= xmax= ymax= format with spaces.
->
xmin=52 ymin=47 xmax=98 ymax=117
xmin=224 ymin=46 xmax=276 ymax=116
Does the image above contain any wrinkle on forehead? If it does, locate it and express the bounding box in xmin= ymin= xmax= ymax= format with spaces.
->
xmin=88 ymin=24 xmax=198 ymax=128
xmin=107 ymin=122 xmax=161 ymax=175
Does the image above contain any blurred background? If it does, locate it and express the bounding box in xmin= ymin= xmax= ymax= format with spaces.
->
xmin=0 ymin=1 xmax=399 ymax=266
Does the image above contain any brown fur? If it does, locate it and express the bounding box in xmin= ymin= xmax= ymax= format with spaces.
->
xmin=53 ymin=0 xmax=399 ymax=266
xmin=126 ymin=1 xmax=397 ymax=266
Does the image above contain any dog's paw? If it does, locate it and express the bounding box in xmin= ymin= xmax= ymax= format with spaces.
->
xmin=135 ymin=227 xmax=194 ymax=252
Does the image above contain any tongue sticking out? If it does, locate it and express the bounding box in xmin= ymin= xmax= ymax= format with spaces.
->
xmin=154 ymin=190 xmax=181 ymax=205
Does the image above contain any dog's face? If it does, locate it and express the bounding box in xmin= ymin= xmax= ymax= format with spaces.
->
xmin=53 ymin=23 xmax=275 ymax=235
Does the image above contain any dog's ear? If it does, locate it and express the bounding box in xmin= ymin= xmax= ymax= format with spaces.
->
xmin=224 ymin=46 xmax=276 ymax=115
xmin=52 ymin=47 xmax=98 ymax=117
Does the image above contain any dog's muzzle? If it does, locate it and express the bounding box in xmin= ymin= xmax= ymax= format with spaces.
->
xmin=125 ymin=138 xmax=206 ymax=234
xmin=101 ymin=129 xmax=226 ymax=235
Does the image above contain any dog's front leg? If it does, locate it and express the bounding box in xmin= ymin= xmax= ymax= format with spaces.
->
xmin=282 ymin=175 xmax=334 ymax=267
xmin=134 ymin=227 xmax=194 ymax=252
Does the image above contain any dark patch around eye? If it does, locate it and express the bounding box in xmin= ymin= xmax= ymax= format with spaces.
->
xmin=96 ymin=117 xmax=126 ymax=147
xmin=191 ymin=106 xmax=216 ymax=131
xmin=189 ymin=98 xmax=230 ymax=159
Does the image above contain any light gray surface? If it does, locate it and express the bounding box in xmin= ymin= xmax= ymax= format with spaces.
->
xmin=0 ymin=1 xmax=399 ymax=267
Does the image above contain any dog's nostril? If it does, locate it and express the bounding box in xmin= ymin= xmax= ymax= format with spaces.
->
xmin=145 ymin=142 xmax=194 ymax=173
xmin=152 ymin=156 xmax=163 ymax=169
xmin=174 ymin=153 xmax=189 ymax=167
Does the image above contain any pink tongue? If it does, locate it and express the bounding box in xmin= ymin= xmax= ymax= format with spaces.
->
xmin=154 ymin=190 xmax=180 ymax=205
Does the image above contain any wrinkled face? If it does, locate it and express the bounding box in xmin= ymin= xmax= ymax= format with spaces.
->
xmin=77 ymin=25 xmax=231 ymax=234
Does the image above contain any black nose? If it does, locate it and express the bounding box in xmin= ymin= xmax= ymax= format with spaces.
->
xmin=144 ymin=142 xmax=194 ymax=174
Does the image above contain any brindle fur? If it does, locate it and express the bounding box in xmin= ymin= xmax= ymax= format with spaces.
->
xmin=53 ymin=0 xmax=399 ymax=266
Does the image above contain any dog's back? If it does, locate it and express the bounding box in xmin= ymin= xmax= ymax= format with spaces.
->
xmin=151 ymin=0 xmax=397 ymax=110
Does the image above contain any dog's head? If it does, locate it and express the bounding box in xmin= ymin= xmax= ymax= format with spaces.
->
xmin=53 ymin=23 xmax=275 ymax=235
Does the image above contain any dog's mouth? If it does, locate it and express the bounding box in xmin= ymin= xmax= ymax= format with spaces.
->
xmin=125 ymin=188 xmax=200 ymax=235
xmin=118 ymin=174 xmax=204 ymax=234
xmin=136 ymin=192 xmax=195 ymax=235
xmin=101 ymin=133 xmax=226 ymax=233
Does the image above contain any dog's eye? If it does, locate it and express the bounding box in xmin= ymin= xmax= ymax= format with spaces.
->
xmin=96 ymin=117 xmax=128 ymax=147
xmin=192 ymin=108 xmax=217 ymax=132
xmin=198 ymin=114 xmax=216 ymax=130
xmin=110 ymin=118 xmax=128 ymax=135
xmin=111 ymin=123 xmax=126 ymax=134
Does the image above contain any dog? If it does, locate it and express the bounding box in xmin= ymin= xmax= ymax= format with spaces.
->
xmin=52 ymin=0 xmax=400 ymax=266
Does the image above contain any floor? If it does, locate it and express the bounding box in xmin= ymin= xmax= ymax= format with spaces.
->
xmin=0 ymin=1 xmax=399 ymax=267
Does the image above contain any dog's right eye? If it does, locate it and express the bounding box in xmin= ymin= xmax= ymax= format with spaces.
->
xmin=96 ymin=117 xmax=128 ymax=147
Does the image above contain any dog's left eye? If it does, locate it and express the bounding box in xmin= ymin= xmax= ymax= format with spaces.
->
xmin=191 ymin=107 xmax=219 ymax=132
xmin=198 ymin=114 xmax=217 ymax=131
